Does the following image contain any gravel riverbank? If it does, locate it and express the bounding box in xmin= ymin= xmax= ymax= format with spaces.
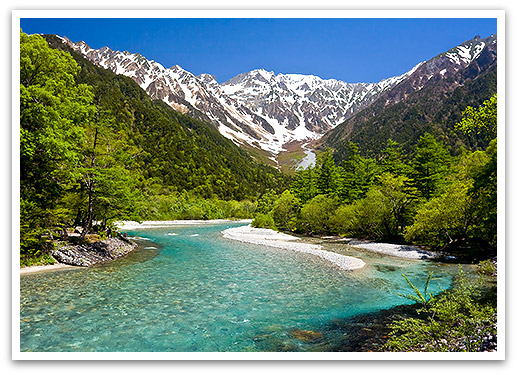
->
xmin=221 ymin=225 xmax=366 ymax=271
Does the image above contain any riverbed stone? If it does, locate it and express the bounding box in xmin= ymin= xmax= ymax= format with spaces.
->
xmin=52 ymin=237 xmax=137 ymax=267
xmin=288 ymin=328 xmax=323 ymax=342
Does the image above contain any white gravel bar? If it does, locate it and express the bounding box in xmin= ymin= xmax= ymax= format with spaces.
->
xmin=222 ymin=225 xmax=366 ymax=271
xmin=348 ymin=240 xmax=438 ymax=259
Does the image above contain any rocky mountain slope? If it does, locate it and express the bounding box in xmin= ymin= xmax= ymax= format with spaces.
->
xmin=58 ymin=36 xmax=419 ymax=154
xmin=319 ymin=34 xmax=497 ymax=158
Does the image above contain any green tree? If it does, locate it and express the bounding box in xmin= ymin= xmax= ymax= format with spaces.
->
xmin=251 ymin=212 xmax=277 ymax=230
xmin=331 ymin=174 xmax=417 ymax=240
xmin=330 ymin=191 xmax=388 ymax=240
xmin=272 ymin=190 xmax=300 ymax=232
xmin=374 ymin=173 xmax=418 ymax=237
xmin=298 ymin=195 xmax=339 ymax=234
xmin=291 ymin=167 xmax=318 ymax=204
xmin=455 ymin=95 xmax=497 ymax=249
xmin=379 ymin=139 xmax=409 ymax=177
xmin=410 ymin=133 xmax=451 ymax=199
xmin=315 ymin=149 xmax=340 ymax=196
xmin=468 ymin=140 xmax=497 ymax=248
xmin=256 ymin=190 xmax=278 ymax=214
xmin=404 ymin=180 xmax=473 ymax=248
xmin=20 ymin=31 xmax=95 ymax=260
xmin=339 ymin=141 xmax=378 ymax=202
xmin=456 ymin=94 xmax=497 ymax=139
xmin=73 ymin=107 xmax=143 ymax=236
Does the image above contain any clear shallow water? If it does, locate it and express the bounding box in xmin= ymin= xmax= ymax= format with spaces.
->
xmin=20 ymin=222 xmax=460 ymax=352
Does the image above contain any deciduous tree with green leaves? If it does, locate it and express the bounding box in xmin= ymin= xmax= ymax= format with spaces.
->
xmin=272 ymin=190 xmax=301 ymax=232
xmin=456 ymin=94 xmax=497 ymax=139
xmin=297 ymin=194 xmax=339 ymax=234
xmin=20 ymin=31 xmax=95 ymax=261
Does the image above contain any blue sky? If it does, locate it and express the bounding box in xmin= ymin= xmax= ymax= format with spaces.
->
xmin=20 ymin=18 xmax=497 ymax=83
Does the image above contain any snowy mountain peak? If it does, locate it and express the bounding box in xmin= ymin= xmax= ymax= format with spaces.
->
xmin=58 ymin=34 xmax=495 ymax=158
xmin=442 ymin=35 xmax=494 ymax=66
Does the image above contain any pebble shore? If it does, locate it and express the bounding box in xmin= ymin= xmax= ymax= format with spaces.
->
xmin=221 ymin=225 xmax=366 ymax=271
xmin=347 ymin=239 xmax=438 ymax=259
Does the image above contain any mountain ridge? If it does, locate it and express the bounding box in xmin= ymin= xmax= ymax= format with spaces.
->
xmin=318 ymin=34 xmax=497 ymax=159
xmin=57 ymin=35 xmax=421 ymax=154
xmin=56 ymin=33 xmax=496 ymax=159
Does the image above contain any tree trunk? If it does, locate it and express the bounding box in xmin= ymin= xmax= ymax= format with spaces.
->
xmin=81 ymin=127 xmax=98 ymax=238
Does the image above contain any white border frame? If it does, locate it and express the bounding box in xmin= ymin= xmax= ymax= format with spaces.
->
xmin=12 ymin=9 xmax=506 ymax=361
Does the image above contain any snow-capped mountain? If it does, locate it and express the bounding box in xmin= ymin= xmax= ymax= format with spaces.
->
xmin=220 ymin=65 xmax=421 ymax=140
xmin=58 ymin=34 xmax=496 ymax=156
xmin=58 ymin=36 xmax=419 ymax=154
xmin=369 ymin=34 xmax=497 ymax=107
xmin=320 ymin=34 xmax=497 ymax=157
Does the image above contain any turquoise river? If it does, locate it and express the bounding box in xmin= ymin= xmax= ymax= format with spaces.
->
xmin=20 ymin=221 xmax=463 ymax=352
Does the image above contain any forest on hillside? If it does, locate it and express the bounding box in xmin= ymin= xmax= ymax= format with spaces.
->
xmin=20 ymin=31 xmax=287 ymax=265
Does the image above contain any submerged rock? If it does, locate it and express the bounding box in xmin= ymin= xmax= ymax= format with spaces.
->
xmin=288 ymin=329 xmax=324 ymax=342
xmin=52 ymin=237 xmax=137 ymax=267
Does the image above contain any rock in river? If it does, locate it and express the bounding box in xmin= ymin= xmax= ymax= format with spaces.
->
xmin=52 ymin=236 xmax=137 ymax=267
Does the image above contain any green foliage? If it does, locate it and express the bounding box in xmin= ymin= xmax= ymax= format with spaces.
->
xmin=339 ymin=142 xmax=378 ymax=202
xmin=477 ymin=260 xmax=497 ymax=276
xmin=374 ymin=173 xmax=418 ymax=236
xmin=290 ymin=168 xmax=318 ymax=204
xmin=291 ymin=144 xmax=378 ymax=206
xmin=456 ymin=94 xmax=497 ymax=139
xmin=397 ymin=272 xmax=436 ymax=310
xmin=404 ymin=140 xmax=495 ymax=251
xmin=251 ymin=212 xmax=277 ymax=230
xmin=315 ymin=149 xmax=340 ymax=196
xmin=289 ymin=106 xmax=495 ymax=255
xmin=404 ymin=181 xmax=473 ymax=248
xmin=384 ymin=267 xmax=497 ymax=352
xmin=330 ymin=173 xmax=417 ymax=240
xmin=20 ymin=31 xmax=95 ymax=257
xmin=256 ymin=190 xmax=279 ymax=214
xmin=409 ymin=133 xmax=451 ymax=199
xmin=272 ymin=190 xmax=301 ymax=232
xmin=456 ymin=94 xmax=498 ymax=249
xmin=138 ymin=192 xmax=256 ymax=220
xmin=379 ymin=139 xmax=410 ymax=177
xmin=331 ymin=190 xmax=393 ymax=240
xmin=20 ymin=253 xmax=56 ymax=268
xmin=329 ymin=204 xmax=356 ymax=235
xmin=298 ymin=195 xmax=339 ymax=234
